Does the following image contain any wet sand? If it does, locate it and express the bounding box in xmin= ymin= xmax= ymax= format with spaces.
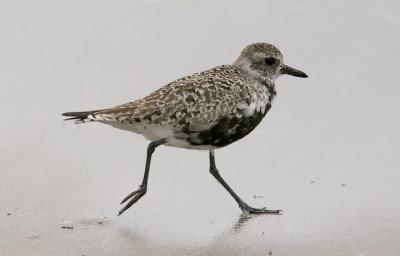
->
xmin=1 ymin=1 xmax=400 ymax=255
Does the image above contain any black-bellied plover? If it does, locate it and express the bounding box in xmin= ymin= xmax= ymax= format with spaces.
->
xmin=63 ymin=42 xmax=308 ymax=215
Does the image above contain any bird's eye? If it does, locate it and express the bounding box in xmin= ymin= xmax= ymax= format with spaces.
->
xmin=264 ymin=57 xmax=276 ymax=65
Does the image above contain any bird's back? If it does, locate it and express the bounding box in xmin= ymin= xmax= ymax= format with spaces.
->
xmin=65 ymin=65 xmax=275 ymax=149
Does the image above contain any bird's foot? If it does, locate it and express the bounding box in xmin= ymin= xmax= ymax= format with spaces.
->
xmin=118 ymin=185 xmax=147 ymax=215
xmin=239 ymin=203 xmax=282 ymax=215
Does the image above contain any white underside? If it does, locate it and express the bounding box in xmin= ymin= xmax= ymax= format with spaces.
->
xmin=98 ymin=121 xmax=217 ymax=150
xmin=92 ymin=90 xmax=271 ymax=150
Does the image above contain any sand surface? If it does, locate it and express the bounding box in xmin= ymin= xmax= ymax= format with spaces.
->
xmin=1 ymin=1 xmax=400 ymax=255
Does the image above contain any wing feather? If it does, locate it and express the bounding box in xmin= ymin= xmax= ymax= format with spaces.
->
xmin=91 ymin=65 xmax=254 ymax=132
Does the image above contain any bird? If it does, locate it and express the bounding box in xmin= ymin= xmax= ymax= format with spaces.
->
xmin=62 ymin=42 xmax=308 ymax=216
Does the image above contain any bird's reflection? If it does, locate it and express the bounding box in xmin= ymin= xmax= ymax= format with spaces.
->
xmin=233 ymin=213 xmax=258 ymax=231
xmin=233 ymin=211 xmax=282 ymax=231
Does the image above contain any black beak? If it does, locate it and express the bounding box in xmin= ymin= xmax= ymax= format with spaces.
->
xmin=281 ymin=64 xmax=308 ymax=78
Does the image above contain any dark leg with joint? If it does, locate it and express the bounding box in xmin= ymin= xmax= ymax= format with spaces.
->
xmin=209 ymin=150 xmax=281 ymax=214
xmin=118 ymin=138 xmax=167 ymax=215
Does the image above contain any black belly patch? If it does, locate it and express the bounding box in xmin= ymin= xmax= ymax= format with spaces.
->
xmin=187 ymin=104 xmax=271 ymax=147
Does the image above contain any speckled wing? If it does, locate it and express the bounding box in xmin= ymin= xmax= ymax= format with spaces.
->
xmin=91 ymin=65 xmax=254 ymax=133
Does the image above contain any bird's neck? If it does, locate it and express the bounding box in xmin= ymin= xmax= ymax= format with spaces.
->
xmin=234 ymin=62 xmax=276 ymax=93
xmin=233 ymin=59 xmax=276 ymax=86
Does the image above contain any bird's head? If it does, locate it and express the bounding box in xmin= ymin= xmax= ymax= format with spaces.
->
xmin=234 ymin=42 xmax=308 ymax=81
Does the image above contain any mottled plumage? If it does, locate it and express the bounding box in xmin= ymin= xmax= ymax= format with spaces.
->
xmin=77 ymin=65 xmax=274 ymax=149
xmin=63 ymin=42 xmax=308 ymax=215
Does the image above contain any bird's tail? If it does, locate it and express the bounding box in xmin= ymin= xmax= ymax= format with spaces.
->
xmin=62 ymin=110 xmax=101 ymax=123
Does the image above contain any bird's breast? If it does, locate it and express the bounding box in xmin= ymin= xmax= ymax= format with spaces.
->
xmin=188 ymin=91 xmax=273 ymax=148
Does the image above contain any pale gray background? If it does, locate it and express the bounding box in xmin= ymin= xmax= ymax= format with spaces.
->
xmin=1 ymin=0 xmax=399 ymax=255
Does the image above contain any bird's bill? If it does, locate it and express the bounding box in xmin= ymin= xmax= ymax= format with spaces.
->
xmin=281 ymin=64 xmax=308 ymax=78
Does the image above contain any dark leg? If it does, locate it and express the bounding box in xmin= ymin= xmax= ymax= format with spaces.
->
xmin=209 ymin=150 xmax=281 ymax=214
xmin=118 ymin=138 xmax=167 ymax=215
